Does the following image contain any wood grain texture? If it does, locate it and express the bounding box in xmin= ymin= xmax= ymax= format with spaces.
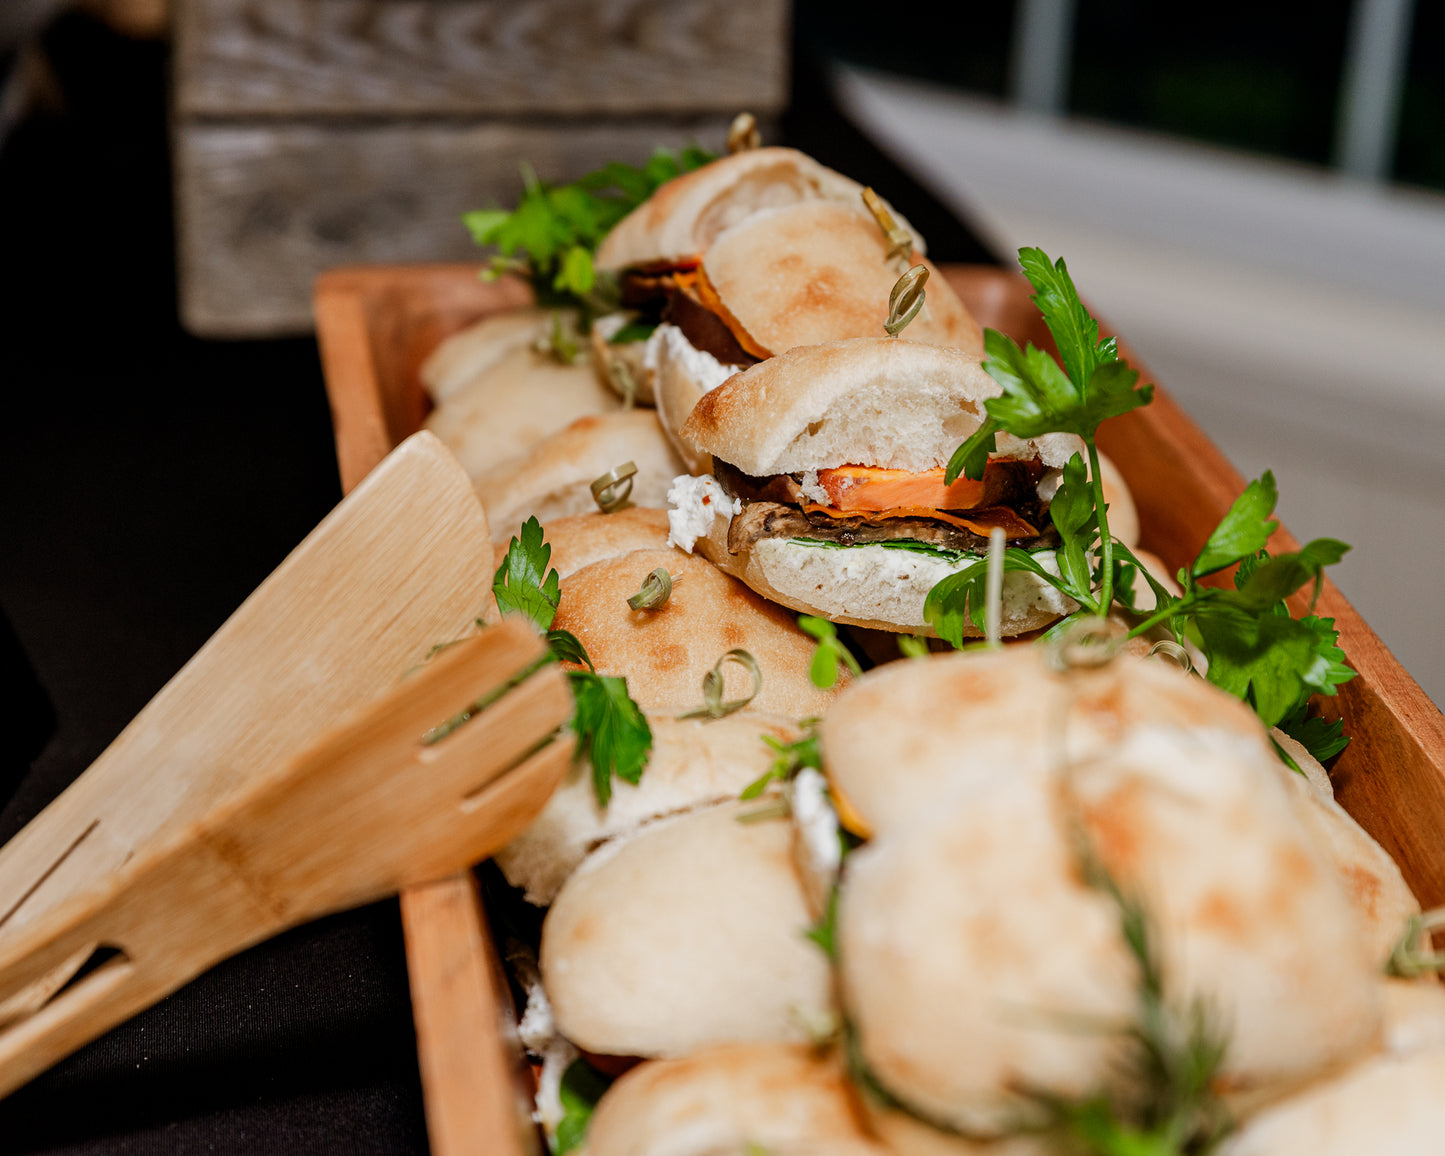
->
xmin=0 ymin=432 xmax=503 ymax=963
xmin=175 ymin=118 xmax=743 ymax=336
xmin=320 ymin=264 xmax=1445 ymax=1148
xmin=401 ymin=876 xmax=538 ymax=1156
xmin=174 ymin=0 xmax=788 ymax=118
xmin=0 ymin=619 xmax=574 ymax=1097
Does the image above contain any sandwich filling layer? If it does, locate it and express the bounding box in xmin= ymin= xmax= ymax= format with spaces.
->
xmin=709 ymin=458 xmax=1060 ymax=557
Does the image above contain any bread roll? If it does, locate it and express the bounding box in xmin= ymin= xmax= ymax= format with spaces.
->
xmin=540 ymin=802 xmax=833 ymax=1058
xmin=1270 ymin=730 xmax=1420 ymax=967
xmin=594 ymin=147 xmax=924 ymax=272
xmin=477 ymin=411 xmax=684 ymax=542
xmin=584 ymin=1043 xmax=884 ymax=1156
xmin=682 ymin=339 xmax=1082 ymax=478
xmin=691 ymin=523 xmax=1076 ymax=638
xmin=419 ymin=306 xmax=558 ymax=403
xmin=496 ymin=711 xmax=800 ymax=905
xmin=839 ymin=716 xmax=1383 ymax=1136
xmin=820 ymin=646 xmax=1265 ymax=837
xmin=551 ymin=548 xmax=847 ymax=718
xmin=1219 ymin=1047 xmax=1445 ymax=1155
xmin=425 ymin=344 xmax=620 ymax=483
xmin=701 ymin=203 xmax=982 ymax=357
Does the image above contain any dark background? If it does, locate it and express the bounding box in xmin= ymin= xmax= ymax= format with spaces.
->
xmin=0 ymin=11 xmax=990 ymax=1152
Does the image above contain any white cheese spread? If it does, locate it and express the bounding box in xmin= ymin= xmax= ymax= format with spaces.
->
xmin=667 ymin=473 xmax=741 ymax=553
xmin=644 ymin=323 xmax=741 ymax=394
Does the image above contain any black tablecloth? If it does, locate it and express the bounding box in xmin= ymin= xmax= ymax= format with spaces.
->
xmin=0 ymin=13 xmax=995 ymax=1152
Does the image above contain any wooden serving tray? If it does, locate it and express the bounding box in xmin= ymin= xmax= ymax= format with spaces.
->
xmin=314 ymin=263 xmax=1445 ymax=1155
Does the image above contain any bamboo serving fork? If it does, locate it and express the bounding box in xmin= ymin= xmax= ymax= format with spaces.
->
xmin=0 ymin=432 xmax=573 ymax=1097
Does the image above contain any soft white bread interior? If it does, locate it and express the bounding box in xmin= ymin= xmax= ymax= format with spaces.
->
xmin=702 ymin=202 xmax=983 ymax=356
xmin=682 ymin=339 xmax=1083 ymax=476
xmin=495 ymin=711 xmax=800 ymax=905
xmin=649 ymin=324 xmax=743 ymax=474
xmin=540 ymin=802 xmax=833 ymax=1058
xmin=477 ymin=410 xmax=683 ymax=542
xmin=424 ymin=344 xmax=619 ymax=483
xmin=691 ymin=524 xmax=1075 ymax=637
xmin=551 ymin=547 xmax=848 ymax=718
xmin=594 ymin=146 xmax=924 ymax=272
xmin=1218 ymin=1046 xmax=1445 ymax=1155
xmin=490 ymin=506 xmax=671 ymax=581
xmin=419 ymin=306 xmax=559 ymax=403
xmin=584 ymin=1044 xmax=886 ymax=1156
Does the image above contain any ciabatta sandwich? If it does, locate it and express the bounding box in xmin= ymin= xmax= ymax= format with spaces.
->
xmin=588 ymin=147 xmax=985 ymax=468
xmin=670 ymin=338 xmax=1082 ymax=635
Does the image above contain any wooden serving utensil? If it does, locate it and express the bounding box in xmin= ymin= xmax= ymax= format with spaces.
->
xmin=0 ymin=615 xmax=573 ymax=1097
xmin=0 ymin=431 xmax=495 ymax=1011
xmin=0 ymin=429 xmax=568 ymax=1096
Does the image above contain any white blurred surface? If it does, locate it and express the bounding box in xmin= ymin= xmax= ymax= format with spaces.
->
xmin=835 ymin=63 xmax=1445 ymax=705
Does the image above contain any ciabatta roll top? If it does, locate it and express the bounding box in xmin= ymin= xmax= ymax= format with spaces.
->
xmin=682 ymin=338 xmax=1083 ymax=476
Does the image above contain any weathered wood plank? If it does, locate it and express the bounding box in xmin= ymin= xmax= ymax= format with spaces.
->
xmin=175 ymin=0 xmax=790 ymax=118
xmin=174 ymin=116 xmax=745 ymax=336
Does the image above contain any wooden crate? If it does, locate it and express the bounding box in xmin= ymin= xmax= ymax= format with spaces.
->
xmin=315 ymin=263 xmax=1445 ymax=1153
xmin=172 ymin=0 xmax=789 ymax=337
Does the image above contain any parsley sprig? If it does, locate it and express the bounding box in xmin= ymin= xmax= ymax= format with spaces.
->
xmin=463 ymin=147 xmax=715 ymax=318
xmin=493 ymin=517 xmax=653 ymax=806
xmin=925 ymin=249 xmax=1353 ymax=761
xmin=553 ymin=1057 xmax=612 ymax=1155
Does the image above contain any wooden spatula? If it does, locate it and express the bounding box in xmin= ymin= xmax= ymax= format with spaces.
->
xmin=0 ymin=431 xmax=496 ymax=1019
xmin=0 ymin=616 xmax=573 ymax=1098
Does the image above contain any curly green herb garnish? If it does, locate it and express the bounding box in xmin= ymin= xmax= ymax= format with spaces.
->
xmin=591 ymin=461 xmax=636 ymax=513
xmin=678 ymin=649 xmax=762 ymax=720
xmin=627 ymin=567 xmax=674 ymax=611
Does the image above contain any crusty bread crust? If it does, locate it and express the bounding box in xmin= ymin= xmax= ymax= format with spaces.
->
xmin=594 ymin=147 xmax=924 ymax=271
xmin=682 ymin=338 xmax=1084 ymax=476
xmin=703 ymin=202 xmax=983 ymax=356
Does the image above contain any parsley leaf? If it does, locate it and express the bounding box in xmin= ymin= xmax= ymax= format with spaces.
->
xmin=569 ymin=671 xmax=652 ymax=807
xmin=923 ymin=549 xmax=1078 ymax=646
xmin=465 ymin=146 xmax=715 ymax=316
xmin=1279 ymin=710 xmax=1350 ymax=762
xmin=493 ymin=516 xmax=561 ymax=632
xmin=1191 ymin=472 xmax=1280 ymax=578
xmin=798 ymin=615 xmax=862 ymax=689
xmin=945 ymin=250 xmax=1152 ymax=484
xmin=492 ymin=518 xmax=653 ymax=805
xmin=554 ymin=1057 xmax=612 ymax=1155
